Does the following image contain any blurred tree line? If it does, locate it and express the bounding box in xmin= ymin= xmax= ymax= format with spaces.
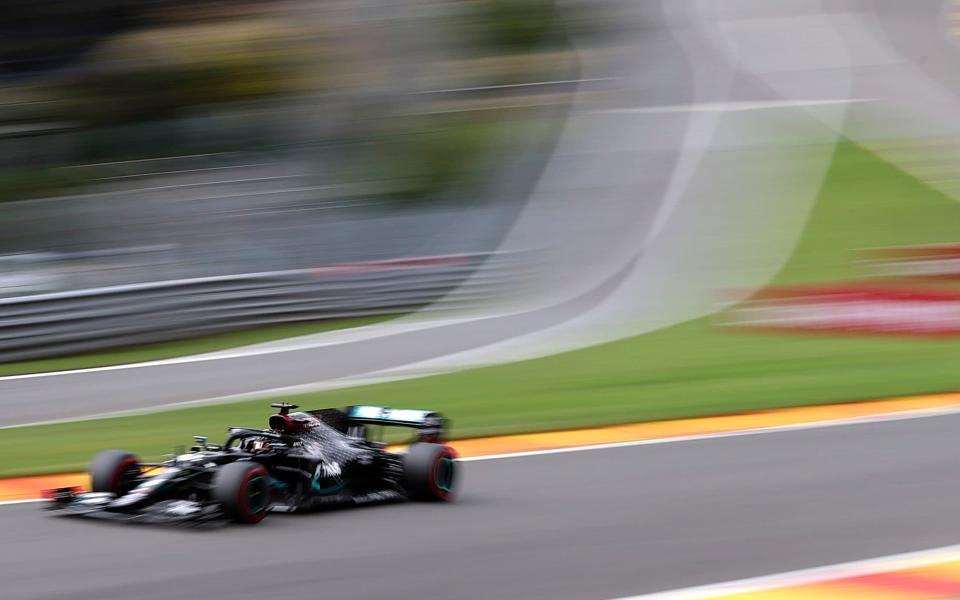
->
xmin=1 ymin=0 xmax=137 ymax=79
xmin=3 ymin=0 xmax=581 ymax=124
xmin=4 ymin=0 xmax=326 ymax=124
xmin=0 ymin=0 xmax=596 ymax=203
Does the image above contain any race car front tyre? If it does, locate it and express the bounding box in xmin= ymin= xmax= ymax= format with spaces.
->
xmin=403 ymin=443 xmax=458 ymax=501
xmin=213 ymin=462 xmax=271 ymax=524
xmin=90 ymin=450 xmax=141 ymax=496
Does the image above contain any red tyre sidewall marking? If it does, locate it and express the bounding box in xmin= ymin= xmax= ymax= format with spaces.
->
xmin=236 ymin=466 xmax=269 ymax=523
xmin=429 ymin=447 xmax=458 ymax=499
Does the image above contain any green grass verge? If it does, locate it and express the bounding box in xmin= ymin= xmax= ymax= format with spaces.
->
xmin=6 ymin=141 xmax=960 ymax=477
xmin=0 ymin=167 xmax=85 ymax=204
xmin=0 ymin=315 xmax=393 ymax=377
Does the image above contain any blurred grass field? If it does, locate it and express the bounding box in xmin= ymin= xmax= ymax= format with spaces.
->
xmin=6 ymin=141 xmax=960 ymax=477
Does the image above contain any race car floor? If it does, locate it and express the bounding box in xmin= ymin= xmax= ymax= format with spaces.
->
xmin=6 ymin=390 xmax=960 ymax=503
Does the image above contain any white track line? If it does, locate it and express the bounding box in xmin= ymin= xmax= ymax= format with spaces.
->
xmin=5 ymin=401 xmax=960 ymax=506
xmin=0 ymin=367 xmax=438 ymax=430
xmin=597 ymin=98 xmax=876 ymax=114
xmin=0 ymin=499 xmax=44 ymax=507
xmin=0 ymin=316 xmax=474 ymax=384
xmin=95 ymin=164 xmax=272 ymax=179
xmin=411 ymin=77 xmax=619 ymax=94
xmin=459 ymin=404 xmax=960 ymax=462
xmin=611 ymin=543 xmax=960 ymax=599
xmin=94 ymin=176 xmax=300 ymax=191
xmin=69 ymin=152 xmax=241 ymax=168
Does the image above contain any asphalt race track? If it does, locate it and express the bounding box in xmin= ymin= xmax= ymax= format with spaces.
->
xmin=4 ymin=413 xmax=960 ymax=600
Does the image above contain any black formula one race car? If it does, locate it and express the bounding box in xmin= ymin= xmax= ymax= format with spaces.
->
xmin=45 ymin=403 xmax=458 ymax=525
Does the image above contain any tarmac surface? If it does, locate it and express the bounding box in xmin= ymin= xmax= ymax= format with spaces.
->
xmin=4 ymin=413 xmax=960 ymax=600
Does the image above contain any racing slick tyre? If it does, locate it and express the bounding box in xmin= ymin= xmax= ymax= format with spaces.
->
xmin=213 ymin=462 xmax=271 ymax=524
xmin=403 ymin=443 xmax=458 ymax=501
xmin=90 ymin=450 xmax=141 ymax=496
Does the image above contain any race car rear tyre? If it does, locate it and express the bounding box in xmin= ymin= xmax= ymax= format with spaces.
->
xmin=213 ymin=462 xmax=271 ymax=524
xmin=90 ymin=450 xmax=141 ymax=496
xmin=403 ymin=443 xmax=458 ymax=501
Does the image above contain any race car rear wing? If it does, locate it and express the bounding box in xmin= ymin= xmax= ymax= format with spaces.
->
xmin=342 ymin=405 xmax=447 ymax=442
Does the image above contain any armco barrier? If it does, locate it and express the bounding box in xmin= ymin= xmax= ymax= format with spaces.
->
xmin=0 ymin=253 xmax=523 ymax=362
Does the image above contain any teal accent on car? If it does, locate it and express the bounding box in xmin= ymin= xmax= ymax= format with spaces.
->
xmin=311 ymin=480 xmax=347 ymax=495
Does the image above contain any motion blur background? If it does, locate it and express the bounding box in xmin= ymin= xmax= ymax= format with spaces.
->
xmin=13 ymin=1 xmax=960 ymax=599
xmin=0 ymin=0 xmax=597 ymax=288
xmin=4 ymin=0 xmax=960 ymax=439
xmin=0 ymin=0 xmax=625 ymax=360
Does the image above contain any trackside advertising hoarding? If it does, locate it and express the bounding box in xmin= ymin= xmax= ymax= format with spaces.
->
xmin=721 ymin=285 xmax=960 ymax=336
xmin=721 ymin=243 xmax=960 ymax=336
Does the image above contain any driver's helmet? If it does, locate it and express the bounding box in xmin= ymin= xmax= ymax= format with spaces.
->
xmin=241 ymin=438 xmax=272 ymax=453
xmin=250 ymin=439 xmax=272 ymax=453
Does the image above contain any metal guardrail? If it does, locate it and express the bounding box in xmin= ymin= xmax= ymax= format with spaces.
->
xmin=0 ymin=253 xmax=523 ymax=362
